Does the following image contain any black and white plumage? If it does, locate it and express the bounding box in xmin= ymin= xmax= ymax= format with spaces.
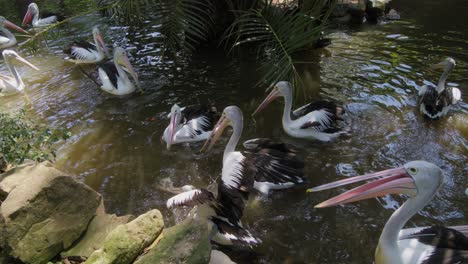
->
xmin=419 ymin=58 xmax=461 ymax=119
xmin=253 ymin=81 xmax=346 ymax=142
xmin=0 ymin=50 xmax=39 ymax=93
xmin=97 ymin=47 xmax=141 ymax=95
xmin=202 ymin=106 xmax=305 ymax=195
xmin=162 ymin=104 xmax=220 ymax=150
xmin=166 ymin=154 xmax=259 ymax=247
xmin=0 ymin=16 xmax=29 ymax=50
xmin=22 ymin=3 xmax=59 ymax=28
xmin=310 ymin=161 xmax=468 ymax=264
xmin=63 ymin=27 xmax=109 ymax=64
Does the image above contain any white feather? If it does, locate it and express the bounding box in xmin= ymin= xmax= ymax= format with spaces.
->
xmin=452 ymin=87 xmax=461 ymax=104
xmin=166 ymin=189 xmax=204 ymax=209
xmin=222 ymin=152 xmax=246 ymax=190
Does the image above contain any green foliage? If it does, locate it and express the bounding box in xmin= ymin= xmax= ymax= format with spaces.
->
xmin=0 ymin=110 xmax=71 ymax=166
xmin=226 ymin=0 xmax=335 ymax=88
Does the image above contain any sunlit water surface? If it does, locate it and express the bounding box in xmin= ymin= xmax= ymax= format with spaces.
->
xmin=0 ymin=0 xmax=467 ymax=263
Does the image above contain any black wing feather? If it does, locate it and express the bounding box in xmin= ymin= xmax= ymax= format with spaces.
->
xmin=182 ymin=105 xmax=220 ymax=131
xmin=98 ymin=62 xmax=119 ymax=89
xmin=293 ymin=100 xmax=344 ymax=120
xmin=420 ymin=85 xmax=454 ymax=118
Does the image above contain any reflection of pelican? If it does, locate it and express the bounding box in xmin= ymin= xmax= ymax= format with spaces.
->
xmin=63 ymin=27 xmax=110 ymax=64
xmin=167 ymin=175 xmax=259 ymax=246
xmin=22 ymin=3 xmax=58 ymax=28
xmin=253 ymin=81 xmax=346 ymax=142
xmin=202 ymin=106 xmax=304 ymax=194
xmin=309 ymin=161 xmax=468 ymax=264
xmin=97 ymin=47 xmax=141 ymax=95
xmin=419 ymin=58 xmax=461 ymax=119
xmin=0 ymin=16 xmax=29 ymax=49
xmin=162 ymin=104 xmax=220 ymax=150
xmin=0 ymin=50 xmax=39 ymax=93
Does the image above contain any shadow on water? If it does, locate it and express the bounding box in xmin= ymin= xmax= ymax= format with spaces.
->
xmin=0 ymin=0 xmax=467 ymax=263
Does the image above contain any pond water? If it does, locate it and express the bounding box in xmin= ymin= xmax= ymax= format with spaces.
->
xmin=0 ymin=0 xmax=467 ymax=263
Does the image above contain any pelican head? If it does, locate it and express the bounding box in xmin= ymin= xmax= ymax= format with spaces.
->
xmin=92 ymin=26 xmax=110 ymax=57
xmin=22 ymin=3 xmax=39 ymax=26
xmin=114 ymin=47 xmax=139 ymax=85
xmin=165 ymin=104 xmax=183 ymax=150
xmin=431 ymin=57 xmax=456 ymax=71
xmin=201 ymin=106 xmax=243 ymax=152
xmin=252 ymin=81 xmax=292 ymax=115
xmin=2 ymin=50 xmax=40 ymax=71
xmin=308 ymin=161 xmax=444 ymax=208
xmin=0 ymin=16 xmax=28 ymax=34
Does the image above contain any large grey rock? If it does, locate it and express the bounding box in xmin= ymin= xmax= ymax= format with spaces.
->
xmin=84 ymin=209 xmax=164 ymax=264
xmin=62 ymin=201 xmax=134 ymax=258
xmin=134 ymin=218 xmax=211 ymax=264
xmin=0 ymin=162 xmax=101 ymax=264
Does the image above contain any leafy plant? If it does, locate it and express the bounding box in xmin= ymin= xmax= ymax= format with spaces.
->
xmin=0 ymin=110 xmax=71 ymax=166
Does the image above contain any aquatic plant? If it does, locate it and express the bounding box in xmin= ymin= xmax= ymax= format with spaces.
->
xmin=0 ymin=109 xmax=70 ymax=166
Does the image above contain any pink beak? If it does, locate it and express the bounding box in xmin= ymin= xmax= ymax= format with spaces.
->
xmin=252 ymin=88 xmax=281 ymax=116
xmin=22 ymin=9 xmax=33 ymax=26
xmin=4 ymin=20 xmax=29 ymax=34
xmin=308 ymin=166 xmax=417 ymax=208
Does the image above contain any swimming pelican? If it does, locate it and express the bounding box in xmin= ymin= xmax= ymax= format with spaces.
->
xmin=419 ymin=58 xmax=461 ymax=119
xmin=22 ymin=3 xmax=59 ymax=28
xmin=97 ymin=47 xmax=141 ymax=95
xmin=162 ymin=104 xmax=220 ymax=150
xmin=309 ymin=160 xmax=468 ymax=264
xmin=0 ymin=50 xmax=39 ymax=93
xmin=63 ymin=26 xmax=110 ymax=64
xmin=167 ymin=171 xmax=259 ymax=246
xmin=253 ymin=81 xmax=346 ymax=142
xmin=202 ymin=106 xmax=305 ymax=194
xmin=0 ymin=16 xmax=29 ymax=49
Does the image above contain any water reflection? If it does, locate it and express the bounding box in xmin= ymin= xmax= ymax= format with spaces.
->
xmin=0 ymin=0 xmax=467 ymax=263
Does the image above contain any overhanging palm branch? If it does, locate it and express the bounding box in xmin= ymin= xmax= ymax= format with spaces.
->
xmin=226 ymin=0 xmax=335 ymax=89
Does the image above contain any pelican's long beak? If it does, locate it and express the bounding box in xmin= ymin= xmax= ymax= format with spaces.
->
xmin=4 ymin=20 xmax=29 ymax=34
xmin=252 ymin=88 xmax=281 ymax=116
xmin=430 ymin=61 xmax=447 ymax=70
xmin=22 ymin=8 xmax=33 ymax=26
xmin=96 ymin=33 xmax=110 ymax=58
xmin=120 ymin=53 xmax=142 ymax=92
xmin=308 ymin=166 xmax=417 ymax=208
xmin=167 ymin=111 xmax=180 ymax=150
xmin=14 ymin=54 xmax=40 ymax=71
xmin=200 ymin=114 xmax=229 ymax=152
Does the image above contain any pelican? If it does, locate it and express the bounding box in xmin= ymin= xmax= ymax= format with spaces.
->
xmin=63 ymin=27 xmax=110 ymax=64
xmin=202 ymin=106 xmax=305 ymax=194
xmin=0 ymin=17 xmax=29 ymax=49
xmin=309 ymin=161 xmax=468 ymax=264
xmin=97 ymin=47 xmax=141 ymax=95
xmin=162 ymin=104 xmax=220 ymax=150
xmin=253 ymin=81 xmax=346 ymax=142
xmin=22 ymin=3 xmax=59 ymax=28
xmin=419 ymin=58 xmax=461 ymax=119
xmin=167 ymin=171 xmax=260 ymax=246
xmin=0 ymin=50 xmax=39 ymax=93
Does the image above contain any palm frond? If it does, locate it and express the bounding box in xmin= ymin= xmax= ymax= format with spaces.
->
xmin=226 ymin=1 xmax=333 ymax=88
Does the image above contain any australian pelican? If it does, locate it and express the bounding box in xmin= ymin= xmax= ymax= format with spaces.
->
xmin=97 ymin=47 xmax=141 ymax=95
xmin=22 ymin=3 xmax=59 ymax=28
xmin=0 ymin=50 xmax=39 ymax=93
xmin=63 ymin=27 xmax=110 ymax=64
xmin=309 ymin=160 xmax=468 ymax=264
xmin=166 ymin=171 xmax=259 ymax=246
xmin=202 ymin=106 xmax=305 ymax=194
xmin=0 ymin=17 xmax=29 ymax=49
xmin=419 ymin=58 xmax=461 ymax=119
xmin=162 ymin=104 xmax=220 ymax=150
xmin=253 ymin=81 xmax=346 ymax=142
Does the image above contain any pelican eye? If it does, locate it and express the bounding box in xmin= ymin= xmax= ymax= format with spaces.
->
xmin=408 ymin=167 xmax=418 ymax=175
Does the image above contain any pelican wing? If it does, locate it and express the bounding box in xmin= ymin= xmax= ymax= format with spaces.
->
xmin=98 ymin=62 xmax=119 ymax=89
xmin=299 ymin=109 xmax=336 ymax=131
xmin=400 ymin=226 xmax=468 ymax=249
xmin=243 ymin=138 xmax=297 ymax=153
xmin=211 ymin=217 xmax=261 ymax=247
xmin=37 ymin=15 xmax=58 ymax=26
xmin=166 ymin=188 xmax=214 ymax=209
xmin=293 ymin=100 xmax=343 ymax=120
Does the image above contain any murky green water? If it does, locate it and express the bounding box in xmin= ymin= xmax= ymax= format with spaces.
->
xmin=1 ymin=0 xmax=467 ymax=263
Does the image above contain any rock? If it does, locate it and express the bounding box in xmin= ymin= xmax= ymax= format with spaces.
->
xmin=0 ymin=162 xmax=101 ymax=264
xmin=134 ymin=218 xmax=211 ymax=264
xmin=61 ymin=201 xmax=134 ymax=258
xmin=84 ymin=209 xmax=164 ymax=264
xmin=209 ymin=250 xmax=236 ymax=264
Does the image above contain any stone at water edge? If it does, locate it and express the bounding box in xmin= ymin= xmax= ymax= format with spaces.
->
xmin=61 ymin=200 xmax=134 ymax=258
xmin=133 ymin=217 xmax=211 ymax=264
xmin=83 ymin=209 xmax=164 ymax=264
xmin=0 ymin=162 xmax=101 ymax=264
